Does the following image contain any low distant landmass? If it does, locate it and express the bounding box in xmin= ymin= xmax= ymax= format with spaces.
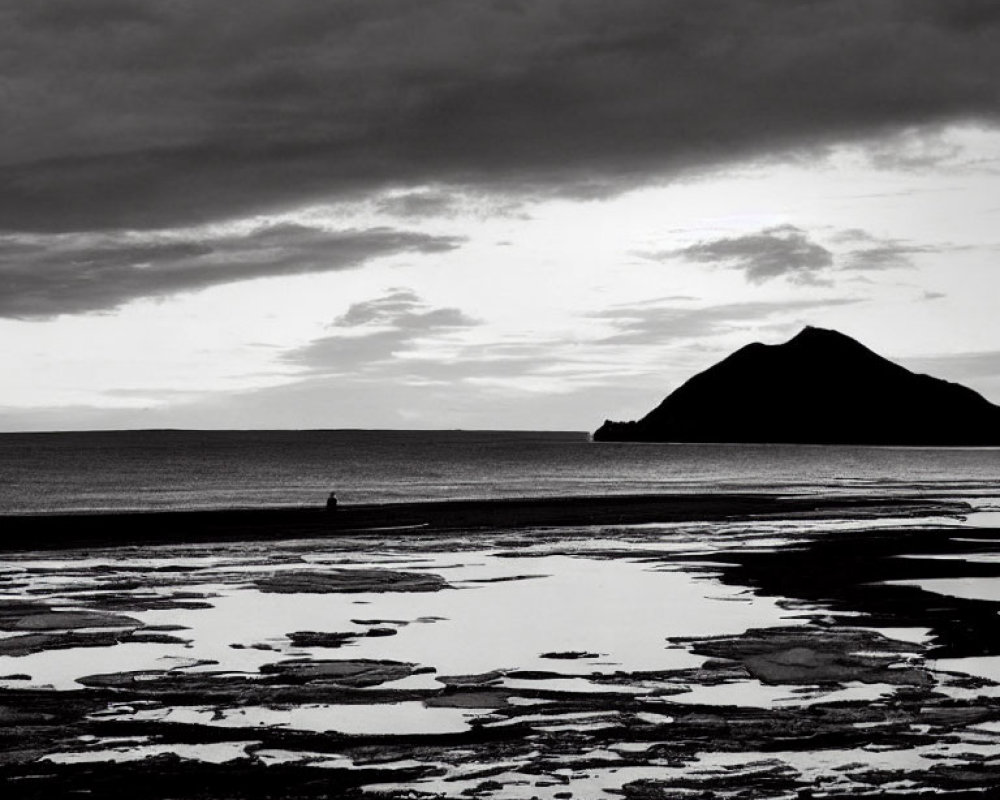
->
xmin=594 ymin=326 xmax=1000 ymax=445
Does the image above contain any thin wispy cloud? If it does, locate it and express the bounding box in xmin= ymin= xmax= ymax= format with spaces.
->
xmin=592 ymin=298 xmax=862 ymax=344
xmin=844 ymin=243 xmax=937 ymax=271
xmin=831 ymin=227 xmax=947 ymax=271
xmin=284 ymin=289 xmax=480 ymax=375
xmin=656 ymin=226 xmax=954 ymax=285
xmin=902 ymin=350 xmax=1000 ymax=383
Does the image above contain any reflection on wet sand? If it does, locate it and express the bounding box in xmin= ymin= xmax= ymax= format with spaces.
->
xmin=1 ymin=497 xmax=1000 ymax=798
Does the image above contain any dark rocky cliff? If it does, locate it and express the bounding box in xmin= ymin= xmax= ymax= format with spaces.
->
xmin=593 ymin=327 xmax=1000 ymax=445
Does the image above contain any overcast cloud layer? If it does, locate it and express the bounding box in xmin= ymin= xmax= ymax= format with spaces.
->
xmin=3 ymin=0 xmax=1000 ymax=232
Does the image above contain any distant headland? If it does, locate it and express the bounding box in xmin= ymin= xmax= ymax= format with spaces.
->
xmin=594 ymin=326 xmax=1000 ymax=446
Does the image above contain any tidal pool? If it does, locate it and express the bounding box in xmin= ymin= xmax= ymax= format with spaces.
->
xmin=0 ymin=550 xmax=797 ymax=691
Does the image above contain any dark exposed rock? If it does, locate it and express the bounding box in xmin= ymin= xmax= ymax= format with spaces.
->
xmin=0 ymin=754 xmax=436 ymax=799
xmin=462 ymin=574 xmax=546 ymax=584
xmin=73 ymin=592 xmax=215 ymax=612
xmin=125 ymin=631 xmax=190 ymax=645
xmin=461 ymin=778 xmax=505 ymax=796
xmin=0 ymin=630 xmax=124 ymax=657
xmin=0 ymin=600 xmax=53 ymax=624
xmin=364 ymin=627 xmax=397 ymax=638
xmin=352 ymin=618 xmax=411 ymax=627
xmin=594 ymin=326 xmax=1000 ymax=445
xmin=0 ymin=599 xmax=142 ymax=633
xmin=258 ymin=658 xmax=428 ymax=687
xmin=0 ymin=626 xmax=186 ymax=656
xmin=286 ymin=628 xmax=398 ymax=649
xmin=437 ymin=671 xmax=507 ymax=688
xmin=286 ymin=631 xmax=358 ymax=648
xmin=425 ymin=690 xmax=511 ymax=708
xmin=254 ymin=568 xmax=447 ymax=594
xmin=926 ymin=760 xmax=1000 ymax=789
xmin=504 ymin=670 xmax=566 ymax=680
xmin=677 ymin=626 xmax=931 ymax=686
xmin=541 ymin=651 xmax=600 ymax=660
xmin=71 ymin=669 xmax=428 ymax=707
xmin=617 ymin=759 xmax=802 ymax=798
xmin=674 ymin=525 xmax=1000 ymax=660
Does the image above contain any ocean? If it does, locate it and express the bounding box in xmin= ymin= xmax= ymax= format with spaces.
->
xmin=2 ymin=429 xmax=998 ymax=514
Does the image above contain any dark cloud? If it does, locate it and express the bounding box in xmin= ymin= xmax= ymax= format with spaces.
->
xmin=0 ymin=226 xmax=462 ymax=319
xmin=592 ymin=298 xmax=861 ymax=344
xmin=2 ymin=0 xmax=999 ymax=232
xmin=285 ymin=289 xmax=479 ymax=374
xmin=669 ymin=226 xmax=834 ymax=284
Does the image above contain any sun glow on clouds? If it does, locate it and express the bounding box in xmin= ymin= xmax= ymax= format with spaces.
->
xmin=3 ymin=122 xmax=1000 ymax=429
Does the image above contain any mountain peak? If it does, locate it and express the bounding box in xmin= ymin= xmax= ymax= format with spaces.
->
xmin=593 ymin=328 xmax=1000 ymax=446
xmin=786 ymin=326 xmax=861 ymax=347
xmin=790 ymin=324 xmax=833 ymax=340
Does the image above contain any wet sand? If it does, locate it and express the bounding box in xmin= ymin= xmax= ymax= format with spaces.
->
xmin=2 ymin=495 xmax=1000 ymax=798
xmin=0 ymin=492 xmax=967 ymax=550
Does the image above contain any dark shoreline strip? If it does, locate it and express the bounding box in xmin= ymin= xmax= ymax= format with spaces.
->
xmin=0 ymin=494 xmax=969 ymax=552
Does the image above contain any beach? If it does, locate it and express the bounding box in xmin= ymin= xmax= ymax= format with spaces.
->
xmin=0 ymin=493 xmax=966 ymax=549
xmin=2 ymin=493 xmax=1000 ymax=798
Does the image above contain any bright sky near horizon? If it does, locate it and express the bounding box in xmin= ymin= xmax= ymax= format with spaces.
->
xmin=3 ymin=1 xmax=1000 ymax=431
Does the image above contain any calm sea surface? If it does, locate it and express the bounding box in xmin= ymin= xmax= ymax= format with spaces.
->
xmin=1 ymin=429 xmax=998 ymax=514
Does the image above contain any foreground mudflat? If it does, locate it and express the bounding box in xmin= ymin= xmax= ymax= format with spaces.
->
xmin=0 ymin=493 xmax=963 ymax=550
xmin=1 ymin=498 xmax=999 ymax=798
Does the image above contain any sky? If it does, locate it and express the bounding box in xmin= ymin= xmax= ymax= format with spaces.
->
xmin=3 ymin=0 xmax=1000 ymax=432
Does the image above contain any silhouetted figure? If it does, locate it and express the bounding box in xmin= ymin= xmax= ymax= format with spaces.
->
xmin=326 ymin=492 xmax=338 ymax=512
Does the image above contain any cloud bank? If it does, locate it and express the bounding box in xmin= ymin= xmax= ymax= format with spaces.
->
xmin=0 ymin=226 xmax=461 ymax=318
xmin=3 ymin=0 xmax=1000 ymax=232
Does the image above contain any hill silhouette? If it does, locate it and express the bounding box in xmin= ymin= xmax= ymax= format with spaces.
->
xmin=593 ymin=327 xmax=1000 ymax=445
